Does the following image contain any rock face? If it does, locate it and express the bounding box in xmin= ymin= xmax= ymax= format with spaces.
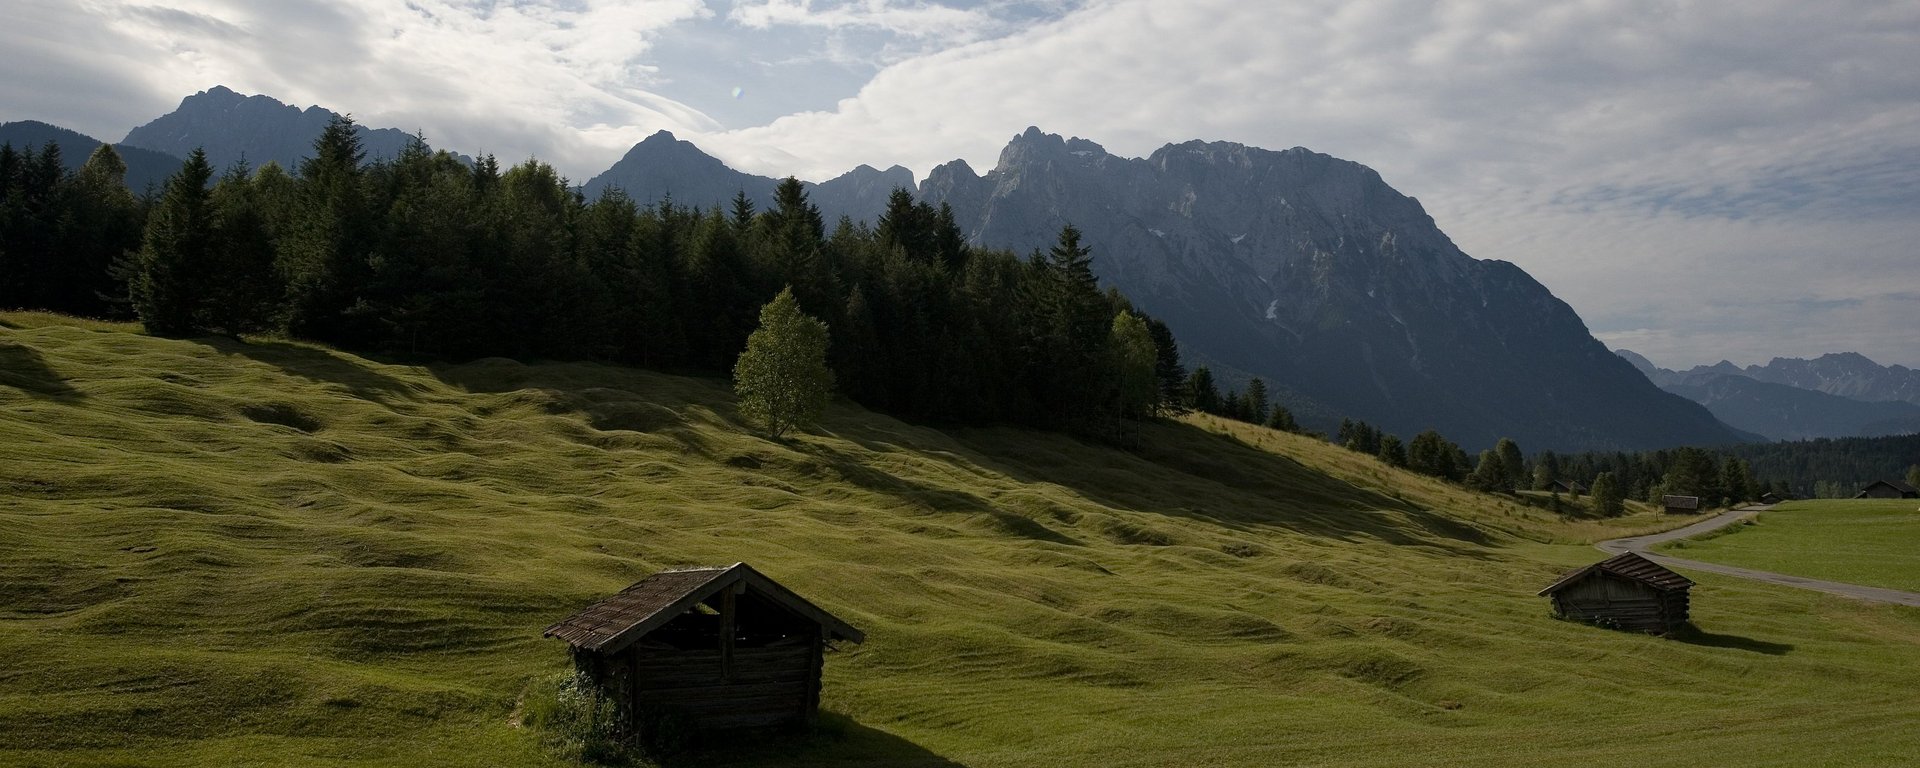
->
xmin=121 ymin=86 xmax=464 ymax=174
xmin=1618 ymin=350 xmax=1920 ymax=440
xmin=582 ymin=130 xmax=911 ymax=225
xmin=1738 ymin=353 xmax=1920 ymax=406
xmin=919 ymin=128 xmax=1753 ymax=451
xmin=0 ymin=120 xmax=184 ymax=192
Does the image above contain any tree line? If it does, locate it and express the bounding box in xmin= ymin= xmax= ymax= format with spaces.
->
xmin=1 ymin=118 xmax=1186 ymax=433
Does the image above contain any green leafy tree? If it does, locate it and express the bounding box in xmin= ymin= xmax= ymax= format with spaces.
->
xmin=1495 ymin=438 xmax=1525 ymax=492
xmin=1591 ymin=471 xmax=1626 ymax=517
xmin=734 ymin=287 xmax=834 ymax=438
xmin=1908 ymin=464 xmax=1920 ymax=491
xmin=1110 ymin=311 xmax=1160 ymax=419
xmin=1466 ymin=449 xmax=1503 ymax=491
xmin=131 ymin=149 xmax=216 ymax=336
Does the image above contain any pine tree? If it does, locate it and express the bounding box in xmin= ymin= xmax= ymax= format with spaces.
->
xmin=1265 ymin=404 xmax=1297 ymax=432
xmin=1378 ymin=435 xmax=1408 ymax=468
xmin=202 ymin=161 xmax=278 ymax=335
xmin=1187 ymin=366 xmax=1221 ymax=414
xmin=733 ymin=287 xmax=834 ymax=438
xmin=132 ymin=149 xmax=216 ymax=336
xmin=1245 ymin=378 xmax=1269 ymax=425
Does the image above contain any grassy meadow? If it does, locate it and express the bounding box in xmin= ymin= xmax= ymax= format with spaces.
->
xmin=4 ymin=311 xmax=1920 ymax=767
xmin=1659 ymin=499 xmax=1920 ymax=592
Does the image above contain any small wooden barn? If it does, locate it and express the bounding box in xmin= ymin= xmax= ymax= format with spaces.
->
xmin=544 ymin=563 xmax=864 ymax=739
xmin=1759 ymin=491 xmax=1786 ymax=505
xmin=1662 ymin=494 xmax=1701 ymax=514
xmin=1854 ymin=480 xmax=1919 ymax=499
xmin=1539 ymin=551 xmax=1693 ymax=634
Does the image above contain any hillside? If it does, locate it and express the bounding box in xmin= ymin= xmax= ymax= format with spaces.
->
xmin=121 ymin=86 xmax=469 ymax=175
xmin=0 ymin=120 xmax=184 ymax=192
xmin=3 ymin=313 xmax=1919 ymax=767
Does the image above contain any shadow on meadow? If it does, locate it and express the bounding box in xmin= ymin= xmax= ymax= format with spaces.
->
xmin=189 ymin=335 xmax=419 ymax=403
xmin=1673 ymin=624 xmax=1794 ymax=656
xmin=665 ymin=712 xmax=969 ymax=768
xmin=0 ymin=339 xmax=82 ymax=399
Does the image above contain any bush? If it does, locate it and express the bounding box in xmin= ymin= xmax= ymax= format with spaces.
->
xmin=524 ymin=671 xmax=628 ymax=764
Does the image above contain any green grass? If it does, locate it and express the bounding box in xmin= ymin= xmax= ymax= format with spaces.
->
xmin=1658 ymin=500 xmax=1920 ymax=592
xmin=4 ymin=311 xmax=1920 ymax=767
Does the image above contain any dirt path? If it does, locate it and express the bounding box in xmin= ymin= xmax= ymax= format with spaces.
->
xmin=1595 ymin=506 xmax=1920 ymax=608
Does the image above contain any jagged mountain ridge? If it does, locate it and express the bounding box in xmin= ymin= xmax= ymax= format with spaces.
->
xmin=1617 ymin=349 xmax=1920 ymax=440
xmin=581 ymin=130 xmax=911 ymax=226
xmin=917 ymin=128 xmax=1751 ymax=452
xmin=0 ymin=120 xmax=185 ymax=192
xmin=121 ymin=86 xmax=470 ymax=175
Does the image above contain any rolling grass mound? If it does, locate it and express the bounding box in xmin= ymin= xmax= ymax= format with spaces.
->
xmin=3 ymin=312 xmax=1919 ymax=767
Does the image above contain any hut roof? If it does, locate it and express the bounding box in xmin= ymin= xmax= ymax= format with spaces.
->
xmin=545 ymin=562 xmax=864 ymax=654
xmin=1860 ymin=479 xmax=1917 ymax=494
xmin=1661 ymin=495 xmax=1701 ymax=509
xmin=1538 ymin=552 xmax=1694 ymax=596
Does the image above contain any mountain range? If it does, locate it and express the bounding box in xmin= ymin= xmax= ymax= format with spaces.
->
xmin=119 ymin=86 xmax=467 ymax=174
xmin=16 ymin=86 xmax=1877 ymax=452
xmin=1618 ymin=350 xmax=1920 ymax=441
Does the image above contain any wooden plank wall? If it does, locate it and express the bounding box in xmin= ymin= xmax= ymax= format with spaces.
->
xmin=1551 ymin=575 xmax=1688 ymax=634
xmin=629 ymin=643 xmax=815 ymax=731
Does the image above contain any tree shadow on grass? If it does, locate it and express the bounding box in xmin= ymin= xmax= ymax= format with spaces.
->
xmin=188 ymin=336 xmax=418 ymax=403
xmin=0 ymin=340 xmax=82 ymax=399
xmin=943 ymin=419 xmax=1497 ymax=557
xmin=663 ymin=711 xmax=968 ymax=768
xmin=1672 ymin=624 xmax=1793 ymax=656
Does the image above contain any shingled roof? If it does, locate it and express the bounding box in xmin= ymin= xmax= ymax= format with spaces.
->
xmin=1661 ymin=495 xmax=1701 ymax=510
xmin=1538 ymin=551 xmax=1694 ymax=596
xmin=544 ymin=562 xmax=863 ymax=654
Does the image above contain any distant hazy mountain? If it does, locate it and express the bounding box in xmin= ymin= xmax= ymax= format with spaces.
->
xmin=1617 ymin=350 xmax=1920 ymax=440
xmin=0 ymin=120 xmax=183 ymax=192
xmin=914 ymin=128 xmax=1751 ymax=451
xmin=1738 ymin=353 xmax=1920 ymax=406
xmin=582 ymin=130 xmax=912 ymax=225
xmin=121 ymin=86 xmax=467 ymax=174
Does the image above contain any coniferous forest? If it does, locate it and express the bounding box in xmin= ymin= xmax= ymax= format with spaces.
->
xmin=1 ymin=118 xmax=1185 ymax=433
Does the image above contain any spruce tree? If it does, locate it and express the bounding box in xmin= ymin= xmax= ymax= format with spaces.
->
xmin=132 ymin=149 xmax=216 ymax=336
xmin=1187 ymin=366 xmax=1220 ymax=414
xmin=733 ymin=287 xmax=833 ymax=438
xmin=1266 ymin=404 xmax=1297 ymax=432
xmin=1245 ymin=378 xmax=1269 ymax=425
xmin=1378 ymin=435 xmax=1408 ymax=468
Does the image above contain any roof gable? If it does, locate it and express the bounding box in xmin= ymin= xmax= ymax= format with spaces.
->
xmin=1539 ymin=552 xmax=1694 ymax=596
xmin=545 ymin=563 xmax=864 ymax=654
xmin=1864 ymin=479 xmax=1917 ymax=493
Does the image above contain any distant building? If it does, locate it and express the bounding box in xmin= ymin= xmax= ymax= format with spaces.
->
xmin=1854 ymin=480 xmax=1919 ymax=499
xmin=545 ymin=563 xmax=864 ymax=742
xmin=1548 ymin=479 xmax=1588 ymax=495
xmin=1539 ymin=551 xmax=1694 ymax=635
xmin=1759 ymin=491 xmax=1788 ymax=505
xmin=1661 ymin=495 xmax=1701 ymax=514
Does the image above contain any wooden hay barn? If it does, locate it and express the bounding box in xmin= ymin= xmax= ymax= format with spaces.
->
xmin=1549 ymin=479 xmax=1588 ymax=494
xmin=1662 ymin=494 xmax=1701 ymax=514
xmin=544 ymin=563 xmax=863 ymax=739
xmin=1854 ymin=480 xmax=1919 ymax=499
xmin=1759 ymin=491 xmax=1786 ymax=505
xmin=1539 ymin=552 xmax=1693 ymax=634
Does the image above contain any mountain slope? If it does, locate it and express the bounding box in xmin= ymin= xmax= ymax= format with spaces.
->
xmin=1738 ymin=353 xmax=1920 ymax=405
xmin=121 ymin=86 xmax=468 ymax=174
xmin=582 ymin=130 xmax=911 ymax=225
xmin=920 ymin=129 xmax=1752 ymax=452
xmin=1616 ymin=350 xmax=1920 ymax=440
xmin=0 ymin=120 xmax=184 ymax=192
xmin=6 ymin=312 xmax=1917 ymax=766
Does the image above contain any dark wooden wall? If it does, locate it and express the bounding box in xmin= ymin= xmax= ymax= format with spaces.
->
xmin=1550 ymin=574 xmax=1689 ymax=634
xmin=625 ymin=634 xmax=824 ymax=733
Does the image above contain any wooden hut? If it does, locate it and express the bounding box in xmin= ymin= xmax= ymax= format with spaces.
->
xmin=1548 ymin=479 xmax=1588 ymax=494
xmin=1854 ymin=480 xmax=1919 ymax=499
xmin=1539 ymin=551 xmax=1693 ymax=634
xmin=1759 ymin=491 xmax=1787 ymax=505
xmin=545 ymin=563 xmax=863 ymax=739
xmin=1661 ymin=495 xmax=1701 ymax=514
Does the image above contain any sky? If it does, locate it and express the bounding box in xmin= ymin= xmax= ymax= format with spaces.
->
xmin=6 ymin=0 xmax=1918 ymax=370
